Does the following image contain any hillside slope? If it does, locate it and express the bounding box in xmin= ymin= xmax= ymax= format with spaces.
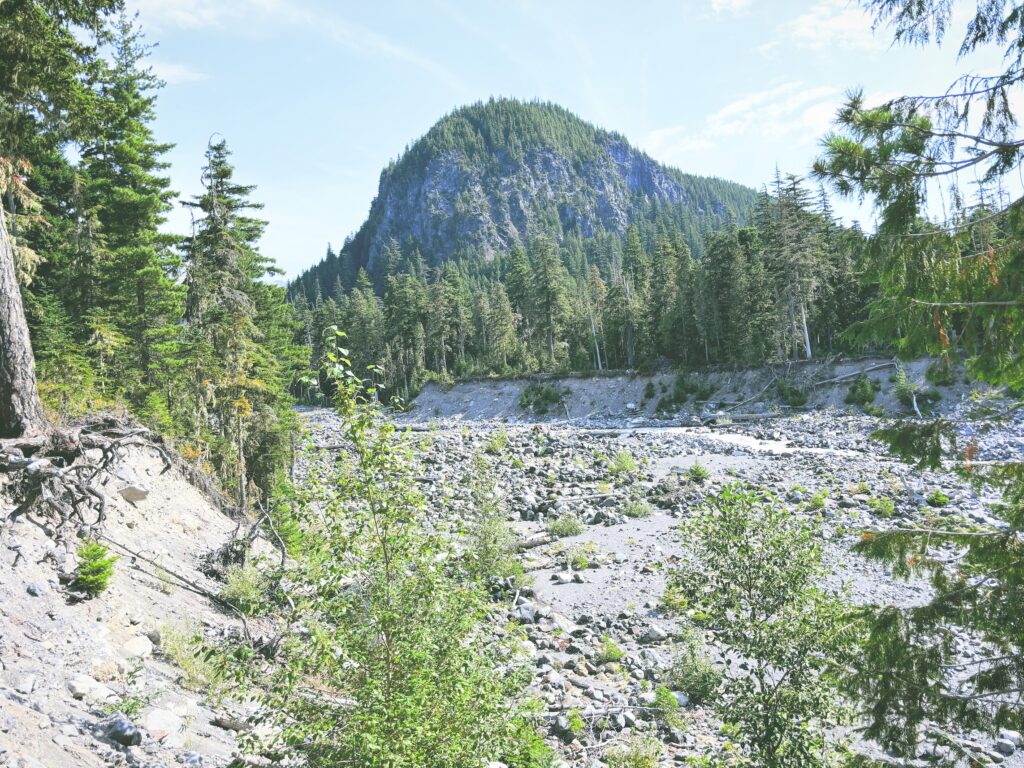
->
xmin=0 ymin=444 xmax=248 ymax=767
xmin=292 ymin=99 xmax=756 ymax=298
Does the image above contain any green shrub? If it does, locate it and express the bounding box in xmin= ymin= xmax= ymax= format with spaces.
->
xmin=161 ymin=623 xmax=225 ymax=696
xmin=895 ymin=363 xmax=942 ymax=412
xmin=73 ymin=539 xmax=117 ymax=597
xmin=844 ymin=372 xmax=880 ymax=407
xmin=926 ymin=489 xmax=950 ymax=507
xmin=604 ymin=738 xmax=663 ymax=768
xmin=466 ymin=462 xmax=525 ymax=587
xmin=566 ymin=708 xmax=586 ymax=735
xmin=269 ymin=479 xmax=304 ymax=557
xmin=666 ymin=483 xmax=854 ymax=764
xmin=608 ymin=449 xmax=637 ymax=475
xmin=687 ymin=462 xmax=710 ymax=484
xmin=519 ymin=383 xmax=568 ymax=415
xmin=565 ymin=545 xmax=590 ymax=570
xmin=597 ymin=635 xmax=626 ymax=664
xmin=642 ymin=381 xmax=656 ymax=401
xmin=485 ymin=427 xmax=509 ymax=455
xmin=665 ymin=625 xmax=722 ymax=705
xmin=807 ymin=491 xmax=827 ymax=510
xmin=867 ymin=496 xmax=896 ymax=518
xmin=776 ymin=379 xmax=808 ymax=407
xmin=653 ymin=684 xmax=682 ymax=728
xmin=673 ymin=375 xmax=695 ymax=403
xmin=547 ymin=515 xmax=585 ymax=538
xmin=219 ymin=562 xmax=266 ymax=616
xmin=102 ymin=659 xmax=153 ymax=718
xmin=622 ymin=499 xmax=653 ymax=518
xmin=693 ymin=381 xmax=715 ymax=402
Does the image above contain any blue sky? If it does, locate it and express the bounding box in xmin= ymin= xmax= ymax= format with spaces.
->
xmin=126 ymin=0 xmax=1006 ymax=277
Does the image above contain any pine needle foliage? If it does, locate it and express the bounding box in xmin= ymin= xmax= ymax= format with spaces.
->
xmin=73 ymin=539 xmax=117 ymax=597
xmin=815 ymin=1 xmax=1024 ymax=756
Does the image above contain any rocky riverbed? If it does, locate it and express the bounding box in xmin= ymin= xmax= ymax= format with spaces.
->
xmin=1 ymin=390 xmax=1020 ymax=768
xmin=300 ymin=403 xmax=1024 ymax=767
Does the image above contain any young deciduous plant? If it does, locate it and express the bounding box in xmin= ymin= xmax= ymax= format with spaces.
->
xmin=667 ymin=483 xmax=857 ymax=767
xmin=229 ymin=330 xmax=551 ymax=767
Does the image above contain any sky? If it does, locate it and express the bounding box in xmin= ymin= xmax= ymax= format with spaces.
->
xmin=124 ymin=0 xmax=1008 ymax=278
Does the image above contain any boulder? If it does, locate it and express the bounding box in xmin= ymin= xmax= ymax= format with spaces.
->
xmin=100 ymin=712 xmax=142 ymax=747
xmin=118 ymin=484 xmax=150 ymax=503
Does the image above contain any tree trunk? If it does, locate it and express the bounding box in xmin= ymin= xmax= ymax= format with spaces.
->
xmin=0 ymin=199 xmax=50 ymax=438
xmin=799 ymin=298 xmax=812 ymax=360
xmin=590 ymin=312 xmax=602 ymax=371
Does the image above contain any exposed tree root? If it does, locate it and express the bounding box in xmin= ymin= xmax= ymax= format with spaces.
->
xmin=0 ymin=413 xmax=236 ymax=537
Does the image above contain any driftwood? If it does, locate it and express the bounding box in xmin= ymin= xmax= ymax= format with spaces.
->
xmin=705 ymin=413 xmax=790 ymax=426
xmin=701 ymin=375 xmax=779 ymax=425
xmin=806 ymin=360 xmax=897 ymax=389
xmin=517 ymin=532 xmax=555 ymax=551
xmin=1 ymin=419 xmax=168 ymax=533
xmin=543 ymin=492 xmax=619 ymax=505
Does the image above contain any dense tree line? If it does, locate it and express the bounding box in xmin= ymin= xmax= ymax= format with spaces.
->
xmin=0 ymin=8 xmax=303 ymax=506
xmin=290 ymin=174 xmax=871 ymax=402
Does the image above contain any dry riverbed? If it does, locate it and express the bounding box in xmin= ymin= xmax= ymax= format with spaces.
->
xmin=302 ymin=403 xmax=1024 ymax=767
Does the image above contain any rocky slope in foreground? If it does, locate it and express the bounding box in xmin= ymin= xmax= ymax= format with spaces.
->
xmin=0 ymin=444 xmax=249 ymax=768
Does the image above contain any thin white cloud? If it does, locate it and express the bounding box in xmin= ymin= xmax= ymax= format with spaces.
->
xmin=642 ymin=82 xmax=841 ymax=163
xmin=127 ymin=0 xmax=286 ymax=30
xmin=127 ymin=0 xmax=466 ymax=95
xmin=710 ymin=0 xmax=751 ymax=15
xmin=150 ymin=60 xmax=207 ymax=84
xmin=778 ymin=0 xmax=882 ymax=51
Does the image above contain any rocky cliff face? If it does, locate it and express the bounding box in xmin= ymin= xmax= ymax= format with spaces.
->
xmin=366 ymin=137 xmax=715 ymax=270
xmin=320 ymin=100 xmax=756 ymax=280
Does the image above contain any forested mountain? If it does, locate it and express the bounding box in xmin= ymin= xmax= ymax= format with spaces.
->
xmin=291 ymin=175 xmax=870 ymax=401
xmin=288 ymin=100 xmax=872 ymax=402
xmin=290 ymin=99 xmax=757 ymax=299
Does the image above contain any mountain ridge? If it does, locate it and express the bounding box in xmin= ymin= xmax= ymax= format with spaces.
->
xmin=292 ymin=98 xmax=757 ymax=298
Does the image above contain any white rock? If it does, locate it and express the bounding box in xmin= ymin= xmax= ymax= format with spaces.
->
xmin=14 ymin=675 xmax=36 ymax=694
xmin=1001 ymin=731 xmax=1023 ymax=747
xmin=144 ymin=708 xmax=185 ymax=747
xmin=122 ymin=635 xmax=153 ymax=658
xmin=68 ymin=673 xmax=116 ymax=703
xmin=995 ymin=739 xmax=1016 ymax=756
xmin=118 ymin=484 xmax=150 ymax=503
xmin=642 ymin=624 xmax=668 ymax=643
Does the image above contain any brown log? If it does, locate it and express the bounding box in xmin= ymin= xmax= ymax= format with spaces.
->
xmin=0 ymin=199 xmax=50 ymax=438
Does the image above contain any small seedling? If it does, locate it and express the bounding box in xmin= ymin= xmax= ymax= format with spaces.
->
xmin=687 ymin=463 xmax=710 ymax=483
xmin=73 ymin=539 xmax=118 ymax=597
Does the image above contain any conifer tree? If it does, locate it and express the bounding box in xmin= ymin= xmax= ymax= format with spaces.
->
xmin=815 ymin=0 xmax=1024 ymax=755
xmin=0 ymin=0 xmax=121 ymax=437
xmin=180 ymin=139 xmax=296 ymax=506
xmin=486 ymin=283 xmax=519 ymax=371
xmin=650 ymin=235 xmax=679 ymax=359
xmin=529 ymin=235 xmax=570 ymax=367
xmin=79 ymin=14 xmax=183 ymax=404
